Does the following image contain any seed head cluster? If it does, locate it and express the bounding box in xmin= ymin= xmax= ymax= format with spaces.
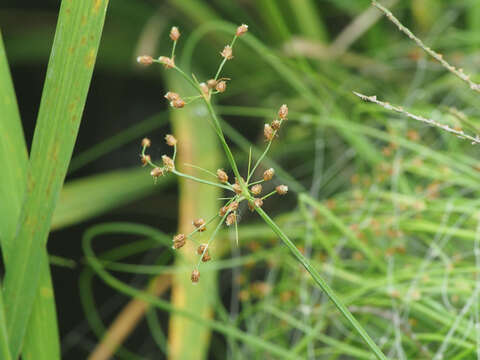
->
xmin=137 ymin=24 xmax=291 ymax=284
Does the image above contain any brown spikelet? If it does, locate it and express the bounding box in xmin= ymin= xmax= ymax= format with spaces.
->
xmin=169 ymin=26 xmax=180 ymax=41
xmin=150 ymin=167 xmax=164 ymax=178
xmin=171 ymin=98 xmax=185 ymax=108
xmin=159 ymin=56 xmax=175 ymax=69
xmin=164 ymin=92 xmax=180 ymax=101
xmin=165 ymin=134 xmax=177 ymax=146
xmin=271 ymin=120 xmax=281 ymax=130
xmin=236 ymin=24 xmax=249 ymax=37
xmin=141 ymin=154 xmax=151 ymax=167
xmin=137 ymin=55 xmax=153 ymax=65
xmin=264 ymin=124 xmax=274 ymax=141
xmin=162 ymin=155 xmax=175 ymax=171
xmin=278 ymin=104 xmax=288 ymax=120
xmin=172 ymin=233 xmax=186 ymax=249
xmin=226 ymin=212 xmax=236 ymax=226
xmin=251 ymin=184 xmax=262 ymax=195
xmin=191 ymin=269 xmax=200 ymax=283
xmin=217 ymin=169 xmax=229 ymax=183
xmin=220 ymin=45 xmax=233 ymax=60
xmin=141 ymin=138 xmax=151 ymax=147
xmin=193 ymin=218 xmax=206 ymax=232
xmin=276 ymin=185 xmax=288 ymax=195
xmin=263 ymin=168 xmax=275 ymax=181
xmin=215 ymin=81 xmax=227 ymax=93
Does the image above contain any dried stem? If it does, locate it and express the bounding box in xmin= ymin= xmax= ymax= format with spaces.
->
xmin=372 ymin=0 xmax=480 ymax=93
xmin=353 ymin=91 xmax=480 ymax=145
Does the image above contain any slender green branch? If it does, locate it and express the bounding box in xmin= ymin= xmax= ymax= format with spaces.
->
xmin=172 ymin=169 xmax=232 ymax=191
xmin=214 ymin=36 xmax=238 ymax=80
xmin=254 ymin=207 xmax=387 ymax=360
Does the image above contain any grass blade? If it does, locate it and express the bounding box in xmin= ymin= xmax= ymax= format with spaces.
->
xmin=52 ymin=168 xmax=172 ymax=230
xmin=2 ymin=1 xmax=109 ymax=357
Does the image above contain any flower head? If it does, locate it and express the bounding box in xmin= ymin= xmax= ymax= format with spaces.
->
xmin=165 ymin=134 xmax=177 ymax=146
xmin=236 ymin=24 xmax=249 ymax=37
xmin=278 ymin=104 xmax=288 ymax=120
xmin=264 ymin=124 xmax=274 ymax=141
xmin=172 ymin=233 xmax=186 ymax=249
xmin=191 ymin=269 xmax=200 ymax=283
xmin=141 ymin=137 xmax=151 ymax=148
xmin=220 ymin=45 xmax=233 ymax=60
xmin=141 ymin=154 xmax=151 ymax=167
xmin=193 ymin=218 xmax=206 ymax=232
xmin=164 ymin=92 xmax=180 ymax=101
xmin=137 ymin=55 xmax=153 ymax=65
xmin=276 ymin=185 xmax=288 ymax=195
xmin=162 ymin=155 xmax=175 ymax=171
xmin=217 ymin=169 xmax=229 ymax=183
xmin=251 ymin=184 xmax=262 ymax=195
xmin=216 ymin=81 xmax=227 ymax=93
xmin=159 ymin=56 xmax=175 ymax=69
xmin=169 ymin=26 xmax=180 ymax=41
xmin=263 ymin=168 xmax=275 ymax=181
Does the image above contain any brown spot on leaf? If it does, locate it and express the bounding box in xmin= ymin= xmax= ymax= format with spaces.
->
xmin=93 ymin=0 xmax=102 ymax=13
xmin=85 ymin=49 xmax=95 ymax=68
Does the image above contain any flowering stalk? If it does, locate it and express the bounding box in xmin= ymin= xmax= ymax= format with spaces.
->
xmin=137 ymin=24 xmax=387 ymax=360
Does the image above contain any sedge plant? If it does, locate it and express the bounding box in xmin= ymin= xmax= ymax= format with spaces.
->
xmin=136 ymin=24 xmax=388 ymax=360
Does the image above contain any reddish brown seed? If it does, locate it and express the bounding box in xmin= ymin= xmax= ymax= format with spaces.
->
xmin=228 ymin=201 xmax=239 ymax=212
xmin=217 ymin=169 xmax=229 ymax=183
xmin=248 ymin=201 xmax=255 ymax=212
xmin=165 ymin=134 xmax=177 ymax=146
xmin=276 ymin=184 xmax=288 ymax=195
xmin=169 ymin=26 xmax=180 ymax=41
xmin=251 ymin=184 xmax=262 ymax=195
xmin=232 ymin=183 xmax=242 ymax=194
xmin=162 ymin=155 xmax=175 ymax=171
xmin=236 ymin=24 xmax=249 ymax=37
xmin=226 ymin=212 xmax=236 ymax=226
xmin=263 ymin=168 xmax=275 ymax=181
xmin=137 ymin=55 xmax=153 ymax=65
xmin=171 ymin=98 xmax=185 ymax=108
xmin=254 ymin=198 xmax=263 ymax=208
xmin=220 ymin=45 xmax=233 ymax=60
xmin=172 ymin=233 xmax=186 ymax=249
xmin=199 ymin=82 xmax=209 ymax=97
xmin=215 ymin=81 xmax=227 ymax=93
xmin=159 ymin=56 xmax=175 ymax=69
xmin=271 ymin=119 xmax=281 ymax=130
xmin=141 ymin=154 xmax=151 ymax=167
xmin=193 ymin=218 xmax=206 ymax=232
xmin=141 ymin=137 xmax=151 ymax=148
xmin=219 ymin=206 xmax=228 ymax=216
xmin=191 ymin=269 xmax=200 ymax=283
xmin=201 ymin=251 xmax=211 ymax=262
xmin=197 ymin=244 xmax=207 ymax=255
xmin=150 ymin=167 xmax=164 ymax=178
xmin=278 ymin=104 xmax=288 ymax=120
xmin=164 ymin=92 xmax=180 ymax=101
xmin=264 ymin=124 xmax=274 ymax=141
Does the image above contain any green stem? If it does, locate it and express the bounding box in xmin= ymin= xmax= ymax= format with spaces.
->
xmin=214 ymin=36 xmax=237 ymax=80
xmin=172 ymin=169 xmax=232 ymax=191
xmin=254 ymin=207 xmax=388 ymax=360
xmin=203 ymin=99 xmax=242 ymax=180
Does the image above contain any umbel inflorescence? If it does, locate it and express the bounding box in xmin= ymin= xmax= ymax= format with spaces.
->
xmin=137 ymin=24 xmax=288 ymax=283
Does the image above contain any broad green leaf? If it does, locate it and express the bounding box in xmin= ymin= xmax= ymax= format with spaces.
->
xmin=2 ymin=1 xmax=109 ymax=357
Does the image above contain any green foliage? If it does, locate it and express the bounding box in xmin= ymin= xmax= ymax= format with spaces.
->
xmin=3 ymin=0 xmax=480 ymax=359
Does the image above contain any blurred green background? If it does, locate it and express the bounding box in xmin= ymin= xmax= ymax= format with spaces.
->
xmin=3 ymin=0 xmax=480 ymax=359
